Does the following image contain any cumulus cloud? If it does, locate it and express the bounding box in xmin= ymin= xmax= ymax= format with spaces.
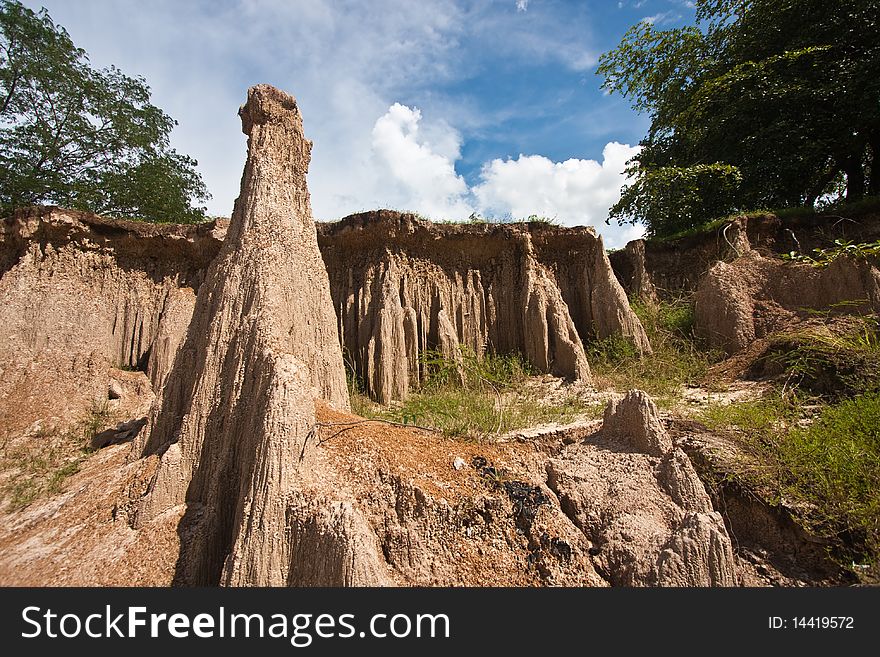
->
xmin=364 ymin=103 xmax=643 ymax=247
xmin=516 ymin=0 xmax=529 ymax=12
xmin=473 ymin=142 xmax=643 ymax=248
xmin=370 ymin=103 xmax=472 ymax=219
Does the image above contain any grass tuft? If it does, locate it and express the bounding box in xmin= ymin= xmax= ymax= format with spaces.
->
xmin=0 ymin=400 xmax=113 ymax=511
xmin=754 ymin=316 xmax=880 ymax=399
xmin=349 ymin=348 xmax=591 ymax=439
xmin=588 ymin=297 xmax=721 ymax=404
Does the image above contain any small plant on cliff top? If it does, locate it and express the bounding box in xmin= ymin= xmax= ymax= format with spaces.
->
xmin=782 ymin=239 xmax=880 ymax=268
xmin=523 ymin=214 xmax=558 ymax=225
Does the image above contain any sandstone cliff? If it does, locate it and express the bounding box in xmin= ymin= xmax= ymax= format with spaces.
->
xmin=318 ymin=212 xmax=650 ymax=403
xmin=0 ymin=85 xmax=782 ymax=589
xmin=695 ymin=250 xmax=880 ymax=354
xmin=0 ymin=207 xmax=221 ymax=435
xmin=0 ymin=205 xmax=652 ymax=418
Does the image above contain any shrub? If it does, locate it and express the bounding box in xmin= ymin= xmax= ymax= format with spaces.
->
xmin=609 ymin=163 xmax=743 ymax=239
xmin=700 ymin=392 xmax=880 ymax=575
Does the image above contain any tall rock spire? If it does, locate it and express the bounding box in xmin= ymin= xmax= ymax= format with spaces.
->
xmin=132 ymin=85 xmax=386 ymax=586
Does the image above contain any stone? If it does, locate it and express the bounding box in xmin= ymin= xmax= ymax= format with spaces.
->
xmin=108 ymin=380 xmax=124 ymax=400
xmin=545 ymin=389 xmax=738 ymax=586
xmin=601 ymin=389 xmax=672 ymax=457
xmin=91 ymin=417 xmax=147 ymax=450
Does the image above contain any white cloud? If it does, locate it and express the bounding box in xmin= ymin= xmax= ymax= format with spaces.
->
xmin=643 ymin=11 xmax=681 ymax=25
xmin=370 ymin=103 xmax=471 ymax=219
xmin=516 ymin=0 xmax=529 ymax=12
xmin=473 ymin=142 xmax=643 ymax=248
xmin=362 ymin=103 xmax=643 ymax=247
xmin=23 ymin=0 xmax=473 ymax=221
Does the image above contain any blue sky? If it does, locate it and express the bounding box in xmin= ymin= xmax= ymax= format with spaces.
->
xmin=23 ymin=0 xmax=696 ymax=247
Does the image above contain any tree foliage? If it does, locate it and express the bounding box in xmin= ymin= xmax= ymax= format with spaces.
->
xmin=0 ymin=0 xmax=209 ymax=222
xmin=610 ymin=163 xmax=742 ymax=238
xmin=599 ymin=0 xmax=880 ymax=238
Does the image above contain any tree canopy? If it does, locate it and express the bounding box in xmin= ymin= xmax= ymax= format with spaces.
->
xmin=0 ymin=0 xmax=209 ymax=222
xmin=599 ymin=0 xmax=880 ymax=238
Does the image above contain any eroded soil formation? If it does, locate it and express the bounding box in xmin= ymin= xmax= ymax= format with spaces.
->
xmin=318 ymin=213 xmax=649 ymax=403
xmin=0 ymin=84 xmax=875 ymax=587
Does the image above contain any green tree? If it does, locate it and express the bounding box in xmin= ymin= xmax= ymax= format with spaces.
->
xmin=0 ymin=0 xmax=209 ymax=222
xmin=599 ymin=0 xmax=880 ymax=238
xmin=610 ymin=163 xmax=742 ymax=238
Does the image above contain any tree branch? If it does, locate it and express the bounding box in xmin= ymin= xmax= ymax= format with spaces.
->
xmin=0 ymin=69 xmax=21 ymax=116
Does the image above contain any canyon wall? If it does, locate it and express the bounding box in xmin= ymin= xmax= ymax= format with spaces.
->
xmin=318 ymin=213 xmax=650 ymax=403
xmin=0 ymin=85 xmax=761 ymax=588
xmin=0 ymin=210 xmax=654 ymax=419
xmin=0 ymin=207 xmax=221 ymax=435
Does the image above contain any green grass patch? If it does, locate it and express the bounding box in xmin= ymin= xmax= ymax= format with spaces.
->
xmin=588 ymin=297 xmax=721 ymax=405
xmin=754 ymin=318 xmax=880 ymax=399
xmin=779 ymin=394 xmax=880 ymax=565
xmin=463 ymin=212 xmax=558 ymax=226
xmin=772 ymin=205 xmax=818 ymax=220
xmin=0 ymin=400 xmax=112 ymax=511
xmin=699 ymin=392 xmax=880 ymax=575
xmin=349 ymin=349 xmax=592 ymax=439
xmin=699 ymin=395 xmax=797 ymax=436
